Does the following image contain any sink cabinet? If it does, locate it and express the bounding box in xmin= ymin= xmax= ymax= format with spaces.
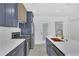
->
xmin=46 ymin=38 xmax=65 ymax=56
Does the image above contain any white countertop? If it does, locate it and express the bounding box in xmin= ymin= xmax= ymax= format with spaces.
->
xmin=0 ymin=39 xmax=25 ymax=56
xmin=47 ymin=35 xmax=79 ymax=56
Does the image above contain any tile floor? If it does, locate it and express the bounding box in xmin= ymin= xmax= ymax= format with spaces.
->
xmin=29 ymin=44 xmax=48 ymax=56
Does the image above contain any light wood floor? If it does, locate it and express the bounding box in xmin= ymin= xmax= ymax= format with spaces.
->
xmin=29 ymin=44 xmax=48 ymax=56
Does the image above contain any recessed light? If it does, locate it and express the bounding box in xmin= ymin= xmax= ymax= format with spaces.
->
xmin=64 ymin=3 xmax=71 ymax=8
xmin=67 ymin=3 xmax=71 ymax=6
xmin=56 ymin=10 xmax=61 ymax=13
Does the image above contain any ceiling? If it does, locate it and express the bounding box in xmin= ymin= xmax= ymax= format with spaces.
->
xmin=24 ymin=3 xmax=79 ymax=17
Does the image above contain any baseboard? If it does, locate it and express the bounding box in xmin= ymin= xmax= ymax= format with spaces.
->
xmin=35 ymin=41 xmax=45 ymax=45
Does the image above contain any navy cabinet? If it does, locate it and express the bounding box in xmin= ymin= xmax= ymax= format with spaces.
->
xmin=0 ymin=3 xmax=18 ymax=27
xmin=5 ymin=3 xmax=18 ymax=27
xmin=6 ymin=41 xmax=25 ymax=56
xmin=0 ymin=3 xmax=27 ymax=27
xmin=46 ymin=38 xmax=53 ymax=56
xmin=27 ymin=11 xmax=33 ymax=23
xmin=6 ymin=47 xmax=17 ymax=56
xmin=16 ymin=41 xmax=25 ymax=56
xmin=19 ymin=11 xmax=34 ymax=35
xmin=46 ymin=38 xmax=65 ymax=56
xmin=19 ymin=23 xmax=32 ymax=35
xmin=0 ymin=4 xmax=5 ymax=26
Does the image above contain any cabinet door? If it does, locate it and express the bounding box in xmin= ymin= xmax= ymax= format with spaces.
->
xmin=6 ymin=41 xmax=25 ymax=56
xmin=46 ymin=38 xmax=52 ymax=56
xmin=46 ymin=38 xmax=57 ymax=56
xmin=19 ymin=23 xmax=31 ymax=35
xmin=53 ymin=46 xmax=65 ymax=56
xmin=46 ymin=38 xmax=65 ymax=56
xmin=47 ymin=45 xmax=52 ymax=56
xmin=16 ymin=41 xmax=25 ymax=56
xmin=0 ymin=4 xmax=5 ymax=26
xmin=24 ymin=23 xmax=31 ymax=34
xmin=6 ymin=47 xmax=17 ymax=56
xmin=5 ymin=3 xmax=17 ymax=27
xmin=50 ymin=46 xmax=57 ymax=56
xmin=27 ymin=11 xmax=33 ymax=23
xmin=25 ymin=40 xmax=30 ymax=56
xmin=18 ymin=3 xmax=26 ymax=23
xmin=19 ymin=23 xmax=25 ymax=35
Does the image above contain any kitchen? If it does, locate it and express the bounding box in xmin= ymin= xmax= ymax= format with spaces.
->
xmin=0 ymin=3 xmax=34 ymax=56
xmin=0 ymin=3 xmax=79 ymax=56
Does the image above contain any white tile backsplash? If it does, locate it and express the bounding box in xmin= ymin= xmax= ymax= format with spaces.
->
xmin=0 ymin=27 xmax=21 ymax=40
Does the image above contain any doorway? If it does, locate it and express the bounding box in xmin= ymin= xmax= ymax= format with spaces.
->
xmin=42 ymin=23 xmax=48 ymax=43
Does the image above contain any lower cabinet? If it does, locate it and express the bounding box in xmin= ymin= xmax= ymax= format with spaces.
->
xmin=16 ymin=41 xmax=25 ymax=56
xmin=49 ymin=46 xmax=58 ymax=56
xmin=6 ymin=47 xmax=17 ymax=56
xmin=6 ymin=41 xmax=25 ymax=56
xmin=46 ymin=38 xmax=65 ymax=56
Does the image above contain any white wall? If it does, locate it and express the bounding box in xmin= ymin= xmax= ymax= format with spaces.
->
xmin=34 ymin=16 xmax=79 ymax=44
xmin=34 ymin=16 xmax=69 ymax=44
xmin=69 ymin=17 xmax=79 ymax=41
xmin=53 ymin=17 xmax=69 ymax=40
xmin=0 ymin=27 xmax=21 ymax=41
xmin=25 ymin=3 xmax=79 ymax=43
xmin=33 ymin=17 xmax=55 ymax=44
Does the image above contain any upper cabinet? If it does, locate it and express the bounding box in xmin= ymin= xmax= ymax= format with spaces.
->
xmin=0 ymin=4 xmax=5 ymax=26
xmin=27 ymin=11 xmax=34 ymax=23
xmin=0 ymin=3 xmax=27 ymax=27
xmin=5 ymin=3 xmax=18 ymax=27
xmin=17 ymin=3 xmax=27 ymax=23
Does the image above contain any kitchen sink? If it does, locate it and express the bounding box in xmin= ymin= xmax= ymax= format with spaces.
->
xmin=51 ymin=38 xmax=63 ymax=42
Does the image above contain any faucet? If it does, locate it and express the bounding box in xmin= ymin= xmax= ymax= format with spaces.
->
xmin=64 ymin=38 xmax=68 ymax=42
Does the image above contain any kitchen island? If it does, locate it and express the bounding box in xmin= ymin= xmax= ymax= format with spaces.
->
xmin=46 ymin=35 xmax=79 ymax=56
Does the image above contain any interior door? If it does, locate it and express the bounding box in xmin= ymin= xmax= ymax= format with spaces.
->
xmin=42 ymin=23 xmax=48 ymax=43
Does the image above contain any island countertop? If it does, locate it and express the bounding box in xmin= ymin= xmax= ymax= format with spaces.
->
xmin=47 ymin=35 xmax=79 ymax=56
xmin=0 ymin=39 xmax=25 ymax=56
